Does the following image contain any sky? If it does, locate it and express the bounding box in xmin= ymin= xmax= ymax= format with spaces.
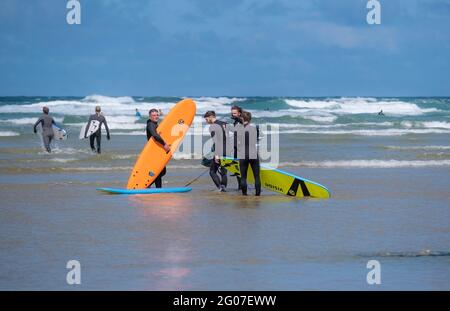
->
xmin=0 ymin=0 xmax=449 ymax=96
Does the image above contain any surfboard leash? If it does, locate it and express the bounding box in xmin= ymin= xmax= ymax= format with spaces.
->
xmin=184 ymin=168 xmax=209 ymax=187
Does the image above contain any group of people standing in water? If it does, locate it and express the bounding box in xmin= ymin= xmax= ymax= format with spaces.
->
xmin=143 ymin=105 xmax=261 ymax=196
xmin=33 ymin=104 xmax=261 ymax=196
xmin=203 ymin=105 xmax=261 ymax=196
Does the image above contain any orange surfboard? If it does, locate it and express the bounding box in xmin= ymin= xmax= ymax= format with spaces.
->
xmin=127 ymin=99 xmax=196 ymax=189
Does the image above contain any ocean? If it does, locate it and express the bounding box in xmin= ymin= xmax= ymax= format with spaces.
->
xmin=0 ymin=95 xmax=449 ymax=290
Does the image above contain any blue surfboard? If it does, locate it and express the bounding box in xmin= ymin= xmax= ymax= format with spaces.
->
xmin=97 ymin=187 xmax=192 ymax=194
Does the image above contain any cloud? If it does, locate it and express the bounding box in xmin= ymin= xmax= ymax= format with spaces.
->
xmin=287 ymin=20 xmax=398 ymax=51
xmin=0 ymin=0 xmax=449 ymax=95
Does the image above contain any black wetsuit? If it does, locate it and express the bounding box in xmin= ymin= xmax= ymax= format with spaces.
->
xmin=209 ymin=120 xmax=228 ymax=189
xmin=86 ymin=113 xmax=110 ymax=154
xmin=232 ymin=117 xmax=242 ymax=189
xmin=33 ymin=114 xmax=55 ymax=153
xmin=146 ymin=119 xmax=166 ymax=188
xmin=238 ymin=124 xmax=261 ymax=196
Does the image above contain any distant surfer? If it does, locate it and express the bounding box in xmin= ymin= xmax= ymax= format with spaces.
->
xmin=237 ymin=111 xmax=261 ymax=196
xmin=158 ymin=109 xmax=164 ymax=117
xmin=135 ymin=108 xmax=141 ymax=119
xmin=204 ymin=111 xmax=228 ymax=192
xmin=33 ymin=106 xmax=56 ymax=153
xmin=230 ymin=105 xmax=243 ymax=190
xmin=146 ymin=108 xmax=170 ymax=188
xmin=86 ymin=106 xmax=110 ymax=154
xmin=378 ymin=109 xmax=385 ymax=116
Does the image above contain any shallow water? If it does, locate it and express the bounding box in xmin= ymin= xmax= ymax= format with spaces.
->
xmin=1 ymin=161 xmax=449 ymax=290
xmin=0 ymin=96 xmax=449 ymax=290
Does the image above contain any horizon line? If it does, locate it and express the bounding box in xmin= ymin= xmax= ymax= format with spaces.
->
xmin=1 ymin=94 xmax=450 ymax=98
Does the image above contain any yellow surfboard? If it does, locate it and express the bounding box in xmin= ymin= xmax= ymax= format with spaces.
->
xmin=127 ymin=99 xmax=196 ymax=189
xmin=221 ymin=157 xmax=330 ymax=198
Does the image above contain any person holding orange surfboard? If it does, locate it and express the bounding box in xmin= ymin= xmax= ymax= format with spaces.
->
xmin=146 ymin=108 xmax=170 ymax=188
xmin=126 ymin=99 xmax=196 ymax=190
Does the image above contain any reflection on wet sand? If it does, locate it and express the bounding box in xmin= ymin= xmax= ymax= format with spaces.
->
xmin=127 ymin=193 xmax=195 ymax=289
xmin=129 ymin=193 xmax=193 ymax=208
xmin=201 ymin=189 xmax=301 ymax=209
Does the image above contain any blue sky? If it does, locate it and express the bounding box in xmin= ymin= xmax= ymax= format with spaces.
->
xmin=1 ymin=0 xmax=449 ymax=96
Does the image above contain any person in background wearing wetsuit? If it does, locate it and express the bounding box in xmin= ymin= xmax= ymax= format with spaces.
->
xmin=33 ymin=106 xmax=57 ymax=153
xmin=146 ymin=108 xmax=170 ymax=188
xmin=230 ymin=105 xmax=243 ymax=190
xmin=86 ymin=106 xmax=110 ymax=154
xmin=237 ymin=111 xmax=261 ymax=196
xmin=204 ymin=111 xmax=228 ymax=192
xmin=135 ymin=108 xmax=142 ymax=119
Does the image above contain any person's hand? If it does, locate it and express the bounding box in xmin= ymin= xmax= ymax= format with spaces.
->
xmin=107 ymin=134 xmax=111 ymax=140
xmin=163 ymin=144 xmax=170 ymax=153
xmin=33 ymin=129 xmax=37 ymax=134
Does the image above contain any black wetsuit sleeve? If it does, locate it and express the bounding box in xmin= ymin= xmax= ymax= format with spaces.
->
xmin=147 ymin=122 xmax=166 ymax=145
xmin=102 ymin=116 xmax=110 ymax=137
xmin=211 ymin=121 xmax=227 ymax=154
xmin=33 ymin=118 xmax=43 ymax=132
xmin=146 ymin=122 xmax=151 ymax=140
xmin=52 ymin=118 xmax=60 ymax=129
xmin=256 ymin=124 xmax=261 ymax=140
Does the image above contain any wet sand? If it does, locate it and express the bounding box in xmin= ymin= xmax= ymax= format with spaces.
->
xmin=1 ymin=164 xmax=449 ymax=290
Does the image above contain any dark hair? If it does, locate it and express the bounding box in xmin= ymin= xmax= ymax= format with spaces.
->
xmin=43 ymin=106 xmax=49 ymax=114
xmin=241 ymin=111 xmax=252 ymax=123
xmin=231 ymin=105 xmax=242 ymax=113
xmin=149 ymin=108 xmax=159 ymax=115
xmin=203 ymin=111 xmax=216 ymax=118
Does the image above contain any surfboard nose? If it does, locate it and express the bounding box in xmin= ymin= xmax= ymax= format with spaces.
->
xmin=178 ymin=98 xmax=197 ymax=114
